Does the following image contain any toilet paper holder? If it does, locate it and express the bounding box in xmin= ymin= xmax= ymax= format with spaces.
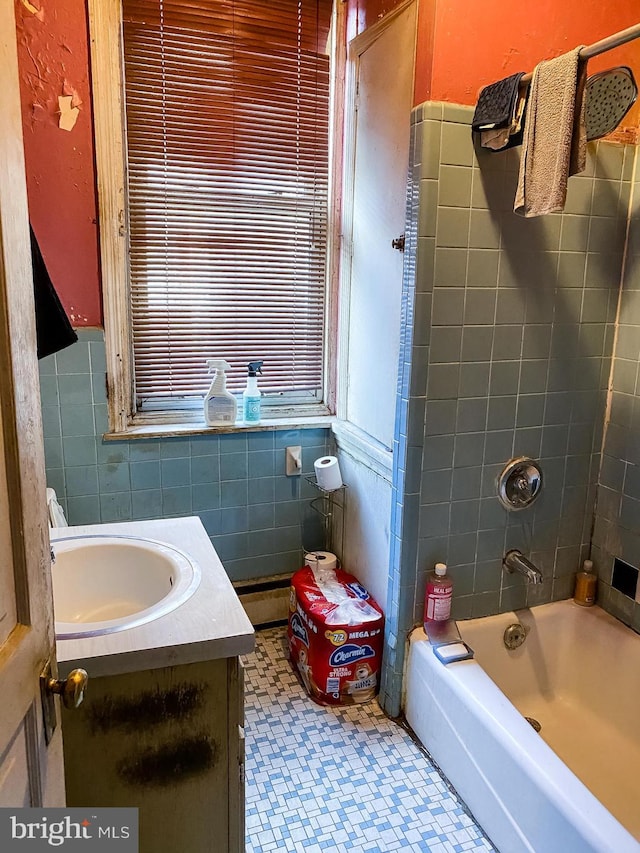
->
xmin=305 ymin=474 xmax=348 ymax=499
xmin=305 ymin=475 xmax=347 ymax=557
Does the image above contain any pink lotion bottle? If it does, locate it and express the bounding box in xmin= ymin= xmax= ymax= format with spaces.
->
xmin=424 ymin=562 xmax=453 ymax=627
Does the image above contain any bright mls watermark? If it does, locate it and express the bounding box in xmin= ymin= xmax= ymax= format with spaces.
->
xmin=0 ymin=809 xmax=138 ymax=850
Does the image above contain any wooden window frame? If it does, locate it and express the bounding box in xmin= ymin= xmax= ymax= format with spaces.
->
xmin=88 ymin=0 xmax=344 ymax=436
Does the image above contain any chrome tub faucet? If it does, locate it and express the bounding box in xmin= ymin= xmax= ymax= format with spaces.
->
xmin=503 ymin=549 xmax=543 ymax=585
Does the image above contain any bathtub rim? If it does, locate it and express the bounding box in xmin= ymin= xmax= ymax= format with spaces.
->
xmin=405 ymin=603 xmax=640 ymax=853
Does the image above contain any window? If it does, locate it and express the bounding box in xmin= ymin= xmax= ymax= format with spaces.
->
xmin=90 ymin=0 xmax=337 ymax=433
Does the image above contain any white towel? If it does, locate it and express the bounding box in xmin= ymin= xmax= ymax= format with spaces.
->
xmin=46 ymin=487 xmax=68 ymax=527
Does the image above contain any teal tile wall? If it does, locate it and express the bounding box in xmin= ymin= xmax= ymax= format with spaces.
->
xmin=415 ymin=105 xmax=630 ymax=623
xmin=40 ymin=330 xmax=332 ymax=581
xmin=593 ymin=149 xmax=640 ymax=628
xmin=378 ymin=101 xmax=422 ymax=715
xmin=380 ymin=102 xmax=633 ymax=716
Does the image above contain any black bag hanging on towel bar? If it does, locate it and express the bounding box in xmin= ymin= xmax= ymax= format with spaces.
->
xmin=472 ymin=72 xmax=525 ymax=131
xmin=30 ymin=225 xmax=78 ymax=360
xmin=472 ymin=71 xmax=527 ymax=151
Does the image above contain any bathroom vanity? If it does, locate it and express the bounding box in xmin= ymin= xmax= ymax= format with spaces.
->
xmin=53 ymin=517 xmax=254 ymax=853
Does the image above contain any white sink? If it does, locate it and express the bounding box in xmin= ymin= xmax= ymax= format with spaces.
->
xmin=51 ymin=534 xmax=201 ymax=639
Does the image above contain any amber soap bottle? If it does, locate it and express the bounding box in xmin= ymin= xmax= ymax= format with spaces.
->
xmin=574 ymin=559 xmax=597 ymax=606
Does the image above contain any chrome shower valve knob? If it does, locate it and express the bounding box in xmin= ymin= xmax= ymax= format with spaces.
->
xmin=497 ymin=457 xmax=543 ymax=511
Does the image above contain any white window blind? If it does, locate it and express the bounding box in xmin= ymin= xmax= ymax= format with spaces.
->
xmin=121 ymin=0 xmax=332 ymax=410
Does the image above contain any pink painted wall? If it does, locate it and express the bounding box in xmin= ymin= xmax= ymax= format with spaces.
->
xmin=420 ymin=0 xmax=640 ymax=141
xmin=349 ymin=0 xmax=640 ymax=139
xmin=15 ymin=0 xmax=640 ymax=326
xmin=15 ymin=0 xmax=101 ymax=326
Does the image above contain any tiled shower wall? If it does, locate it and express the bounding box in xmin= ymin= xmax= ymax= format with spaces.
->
xmin=593 ymin=150 xmax=640 ymax=627
xmin=379 ymin=127 xmax=421 ymax=714
xmin=414 ymin=104 xmax=632 ymax=622
xmin=380 ymin=102 xmax=632 ymax=715
xmin=39 ymin=331 xmax=331 ymax=582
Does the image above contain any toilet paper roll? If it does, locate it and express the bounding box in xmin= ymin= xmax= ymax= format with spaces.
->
xmin=314 ymin=455 xmax=343 ymax=491
xmin=304 ymin=551 xmax=338 ymax=571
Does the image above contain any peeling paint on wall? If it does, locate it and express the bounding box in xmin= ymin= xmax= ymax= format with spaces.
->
xmin=62 ymin=79 xmax=82 ymax=108
xmin=19 ymin=0 xmax=44 ymax=22
xmin=58 ymin=95 xmax=79 ymax=130
xmin=15 ymin=0 xmax=103 ymax=326
xmin=15 ymin=6 xmax=84 ymax=132
xmin=18 ymin=51 xmax=83 ymax=132
xmin=68 ymin=307 xmax=89 ymax=324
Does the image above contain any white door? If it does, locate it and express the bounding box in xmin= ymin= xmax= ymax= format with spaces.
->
xmin=341 ymin=1 xmax=417 ymax=450
xmin=0 ymin=0 xmax=66 ymax=807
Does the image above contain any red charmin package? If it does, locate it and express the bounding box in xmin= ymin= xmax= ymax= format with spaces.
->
xmin=288 ymin=565 xmax=384 ymax=706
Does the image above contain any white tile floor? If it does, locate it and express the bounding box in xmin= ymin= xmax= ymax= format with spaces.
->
xmin=244 ymin=627 xmax=495 ymax=852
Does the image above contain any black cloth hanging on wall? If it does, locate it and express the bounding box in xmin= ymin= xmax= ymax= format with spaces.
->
xmin=30 ymin=225 xmax=77 ymax=359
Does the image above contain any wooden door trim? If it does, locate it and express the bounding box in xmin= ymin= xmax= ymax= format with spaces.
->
xmin=336 ymin=1 xmax=417 ymax=451
xmin=347 ymin=0 xmax=416 ymax=58
xmin=0 ymin=0 xmax=64 ymax=806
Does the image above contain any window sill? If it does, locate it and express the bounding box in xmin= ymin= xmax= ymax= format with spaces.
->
xmin=332 ymin=420 xmax=393 ymax=481
xmin=104 ymin=414 xmax=336 ymax=441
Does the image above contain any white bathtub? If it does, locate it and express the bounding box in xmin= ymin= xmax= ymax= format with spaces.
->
xmin=405 ymin=600 xmax=640 ymax=853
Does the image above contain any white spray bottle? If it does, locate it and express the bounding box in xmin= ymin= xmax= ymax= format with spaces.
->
xmin=243 ymin=361 xmax=264 ymax=423
xmin=204 ymin=359 xmax=237 ymax=426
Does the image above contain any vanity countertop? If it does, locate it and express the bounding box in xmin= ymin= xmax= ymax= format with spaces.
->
xmin=53 ymin=516 xmax=255 ymax=677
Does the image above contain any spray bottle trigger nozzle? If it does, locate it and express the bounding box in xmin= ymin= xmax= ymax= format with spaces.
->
xmin=207 ymin=359 xmax=231 ymax=373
